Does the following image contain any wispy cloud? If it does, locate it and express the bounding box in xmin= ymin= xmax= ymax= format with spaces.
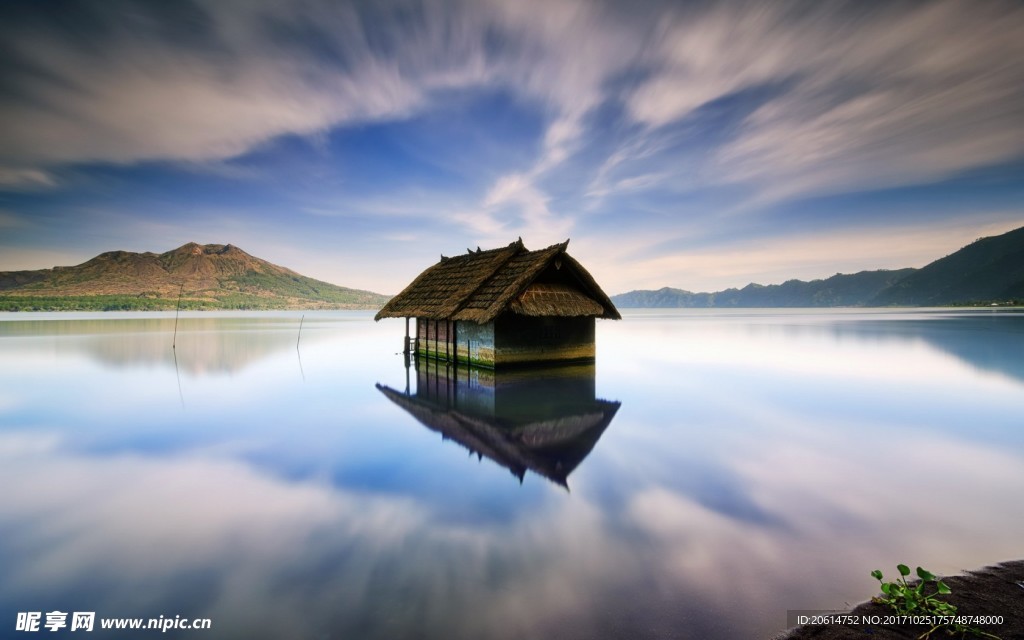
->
xmin=622 ymin=0 xmax=1024 ymax=203
xmin=0 ymin=169 xmax=58 ymax=190
xmin=4 ymin=0 xmax=1021 ymax=202
xmin=0 ymin=3 xmax=424 ymax=178
xmin=1 ymin=0 xmax=1022 ymax=291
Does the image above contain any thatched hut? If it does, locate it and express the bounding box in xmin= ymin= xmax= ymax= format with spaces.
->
xmin=375 ymin=239 xmax=620 ymax=367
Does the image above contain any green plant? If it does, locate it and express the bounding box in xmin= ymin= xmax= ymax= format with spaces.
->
xmin=871 ymin=565 xmax=1000 ymax=639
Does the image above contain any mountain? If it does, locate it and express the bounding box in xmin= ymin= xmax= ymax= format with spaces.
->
xmin=613 ymin=225 xmax=1024 ymax=308
xmin=0 ymin=242 xmax=390 ymax=311
xmin=612 ymin=269 xmax=915 ymax=308
xmin=868 ymin=226 xmax=1024 ymax=306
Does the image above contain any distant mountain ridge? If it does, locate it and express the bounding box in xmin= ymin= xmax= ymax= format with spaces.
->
xmin=0 ymin=242 xmax=390 ymax=311
xmin=612 ymin=225 xmax=1024 ymax=308
xmin=613 ymin=269 xmax=916 ymax=308
xmin=869 ymin=225 xmax=1024 ymax=306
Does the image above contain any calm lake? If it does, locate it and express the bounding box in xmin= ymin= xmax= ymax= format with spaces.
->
xmin=1 ymin=309 xmax=1022 ymax=639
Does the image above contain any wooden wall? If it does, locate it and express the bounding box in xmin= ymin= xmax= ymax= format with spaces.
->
xmin=414 ymin=314 xmax=596 ymax=368
xmin=493 ymin=314 xmax=595 ymax=366
xmin=456 ymin=320 xmax=496 ymax=367
xmin=416 ymin=318 xmax=496 ymax=367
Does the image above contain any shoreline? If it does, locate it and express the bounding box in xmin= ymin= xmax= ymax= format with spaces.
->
xmin=773 ymin=560 xmax=1024 ymax=639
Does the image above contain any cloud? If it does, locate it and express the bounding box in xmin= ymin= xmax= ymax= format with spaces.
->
xmin=2 ymin=0 xmax=1023 ymax=296
xmin=0 ymin=1 xmax=627 ymax=168
xmin=0 ymin=2 xmax=426 ymax=173
xmin=471 ymin=172 xmax=574 ymax=244
xmin=459 ymin=0 xmax=648 ymax=243
xmin=0 ymin=169 xmax=58 ymax=190
xmin=621 ymin=0 xmax=1024 ymax=202
xmin=0 ymin=0 xmax=651 ymax=246
xmin=5 ymin=0 xmax=1020 ymax=208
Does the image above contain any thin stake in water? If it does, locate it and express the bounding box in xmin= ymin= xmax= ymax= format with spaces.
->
xmin=173 ymin=343 xmax=184 ymax=408
xmin=172 ymin=282 xmax=184 ymax=349
xmin=297 ymin=314 xmax=306 ymax=382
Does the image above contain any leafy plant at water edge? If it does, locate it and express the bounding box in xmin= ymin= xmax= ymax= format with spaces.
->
xmin=871 ymin=565 xmax=1000 ymax=639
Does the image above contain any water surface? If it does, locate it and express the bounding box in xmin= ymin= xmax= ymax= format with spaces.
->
xmin=1 ymin=309 xmax=1022 ymax=638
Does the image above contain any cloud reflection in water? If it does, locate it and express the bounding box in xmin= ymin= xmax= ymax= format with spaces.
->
xmin=0 ymin=310 xmax=1022 ymax=639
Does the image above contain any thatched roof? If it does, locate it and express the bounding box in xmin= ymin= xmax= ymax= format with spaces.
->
xmin=375 ymin=239 xmax=621 ymax=322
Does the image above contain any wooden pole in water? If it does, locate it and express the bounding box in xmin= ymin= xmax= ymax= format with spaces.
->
xmin=173 ymin=342 xmax=184 ymax=408
xmin=171 ymin=282 xmax=185 ymax=406
xmin=172 ymin=282 xmax=184 ymax=349
xmin=452 ymin=320 xmax=458 ymax=410
xmin=296 ymin=314 xmax=306 ymax=382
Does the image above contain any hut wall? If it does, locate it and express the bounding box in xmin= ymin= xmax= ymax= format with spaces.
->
xmin=416 ymin=314 xmax=595 ymax=367
xmin=416 ymin=318 xmax=461 ymax=362
xmin=455 ymin=321 xmax=496 ymax=367
xmin=417 ymin=318 xmax=497 ymax=367
xmin=493 ymin=314 xmax=595 ymax=366
xmin=416 ymin=318 xmax=428 ymax=357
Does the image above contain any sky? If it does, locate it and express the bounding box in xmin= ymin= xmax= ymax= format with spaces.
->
xmin=1 ymin=0 xmax=1023 ymax=296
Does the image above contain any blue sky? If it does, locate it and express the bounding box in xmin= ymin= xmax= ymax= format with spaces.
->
xmin=1 ymin=0 xmax=1023 ymax=295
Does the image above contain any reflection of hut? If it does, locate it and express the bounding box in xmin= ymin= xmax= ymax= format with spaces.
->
xmin=376 ymin=363 xmax=620 ymax=488
xmin=374 ymin=239 xmax=620 ymax=368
